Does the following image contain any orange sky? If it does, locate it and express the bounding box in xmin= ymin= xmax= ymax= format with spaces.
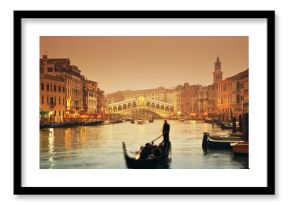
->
xmin=40 ymin=36 xmax=248 ymax=94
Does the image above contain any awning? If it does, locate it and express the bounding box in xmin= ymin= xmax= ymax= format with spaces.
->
xmin=40 ymin=110 xmax=50 ymax=116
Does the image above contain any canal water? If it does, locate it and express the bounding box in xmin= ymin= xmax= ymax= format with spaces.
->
xmin=40 ymin=120 xmax=248 ymax=169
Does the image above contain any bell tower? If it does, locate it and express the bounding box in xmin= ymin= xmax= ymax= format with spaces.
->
xmin=213 ymin=56 xmax=223 ymax=83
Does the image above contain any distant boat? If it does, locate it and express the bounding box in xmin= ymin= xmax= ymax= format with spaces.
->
xmin=149 ymin=118 xmax=154 ymax=123
xmin=103 ymin=120 xmax=111 ymax=125
xmin=205 ymin=117 xmax=213 ymax=123
xmin=231 ymin=141 xmax=249 ymax=154
xmin=81 ymin=120 xmax=102 ymax=126
xmin=136 ymin=119 xmax=145 ymax=124
xmin=131 ymin=120 xmax=135 ymax=124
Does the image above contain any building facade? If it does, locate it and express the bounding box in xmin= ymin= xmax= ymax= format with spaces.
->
xmin=86 ymin=80 xmax=98 ymax=113
xmin=40 ymin=56 xmax=66 ymax=122
xmin=97 ymin=88 xmax=105 ymax=114
xmin=40 ymin=55 xmax=105 ymax=122
xmin=216 ymin=69 xmax=249 ymax=120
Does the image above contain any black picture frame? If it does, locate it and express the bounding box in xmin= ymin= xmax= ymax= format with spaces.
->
xmin=14 ymin=10 xmax=275 ymax=195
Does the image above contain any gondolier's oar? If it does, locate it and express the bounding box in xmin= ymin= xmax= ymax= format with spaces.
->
xmin=151 ymin=134 xmax=163 ymax=144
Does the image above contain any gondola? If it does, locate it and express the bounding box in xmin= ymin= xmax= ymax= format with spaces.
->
xmin=202 ymin=132 xmax=244 ymax=149
xmin=122 ymin=141 xmax=171 ymax=169
xmin=231 ymin=141 xmax=249 ymax=154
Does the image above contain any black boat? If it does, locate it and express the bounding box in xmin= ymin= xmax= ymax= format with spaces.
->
xmin=122 ymin=141 xmax=171 ymax=169
xmin=80 ymin=120 xmax=103 ymax=126
xmin=202 ymin=132 xmax=243 ymax=149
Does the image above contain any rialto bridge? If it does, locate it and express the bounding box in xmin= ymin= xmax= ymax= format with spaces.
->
xmin=106 ymin=96 xmax=174 ymax=118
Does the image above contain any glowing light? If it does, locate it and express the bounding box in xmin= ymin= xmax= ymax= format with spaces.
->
xmin=137 ymin=96 xmax=146 ymax=106
xmin=66 ymin=97 xmax=71 ymax=109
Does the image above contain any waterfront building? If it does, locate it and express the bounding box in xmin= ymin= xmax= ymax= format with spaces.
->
xmin=86 ymin=80 xmax=98 ymax=114
xmin=40 ymin=55 xmax=66 ymax=122
xmin=63 ymin=65 xmax=83 ymax=111
xmin=207 ymin=84 xmax=216 ymax=117
xmin=171 ymin=86 xmax=181 ymax=115
xmin=40 ymin=55 xmax=105 ymax=121
xmin=40 ymin=55 xmax=83 ymax=112
xmin=216 ymin=69 xmax=249 ymax=120
xmin=197 ymin=86 xmax=209 ymax=119
xmin=97 ymin=88 xmax=105 ymax=114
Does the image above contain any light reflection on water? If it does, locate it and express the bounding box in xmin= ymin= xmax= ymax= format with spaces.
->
xmin=40 ymin=120 xmax=248 ymax=169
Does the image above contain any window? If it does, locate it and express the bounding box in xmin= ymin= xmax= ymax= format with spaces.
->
xmin=63 ymin=87 xmax=65 ymax=93
xmin=47 ymin=97 xmax=49 ymax=103
xmin=236 ymin=82 xmax=240 ymax=89
xmin=41 ymin=96 xmax=44 ymax=104
xmin=58 ymin=86 xmax=61 ymax=92
xmin=236 ymin=94 xmax=240 ymax=103
xmin=46 ymin=84 xmax=49 ymax=91
xmin=47 ymin=67 xmax=53 ymax=72
xmin=54 ymin=85 xmax=56 ymax=92
xmin=59 ymin=111 xmax=61 ymax=116
xmin=59 ymin=97 xmax=61 ymax=105
xmin=41 ymin=83 xmax=44 ymax=90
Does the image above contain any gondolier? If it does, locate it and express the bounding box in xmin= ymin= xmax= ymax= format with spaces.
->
xmin=162 ymin=120 xmax=170 ymax=149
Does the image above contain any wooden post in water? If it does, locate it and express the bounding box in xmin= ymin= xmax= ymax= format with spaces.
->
xmin=232 ymin=117 xmax=236 ymax=133
xmin=239 ymin=114 xmax=243 ymax=132
xmin=242 ymin=113 xmax=249 ymax=140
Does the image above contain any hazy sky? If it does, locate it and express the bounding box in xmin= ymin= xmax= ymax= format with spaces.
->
xmin=40 ymin=36 xmax=248 ymax=94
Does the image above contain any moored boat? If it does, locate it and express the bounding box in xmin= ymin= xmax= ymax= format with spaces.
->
xmin=81 ymin=120 xmax=103 ymax=126
xmin=202 ymin=132 xmax=244 ymax=149
xmin=205 ymin=117 xmax=213 ymax=123
xmin=122 ymin=141 xmax=171 ymax=169
xmin=231 ymin=141 xmax=249 ymax=154
xmin=103 ymin=120 xmax=111 ymax=125
xmin=220 ymin=122 xmax=233 ymax=130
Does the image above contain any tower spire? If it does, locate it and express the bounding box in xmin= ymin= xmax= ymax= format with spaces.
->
xmin=213 ymin=56 xmax=223 ymax=83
